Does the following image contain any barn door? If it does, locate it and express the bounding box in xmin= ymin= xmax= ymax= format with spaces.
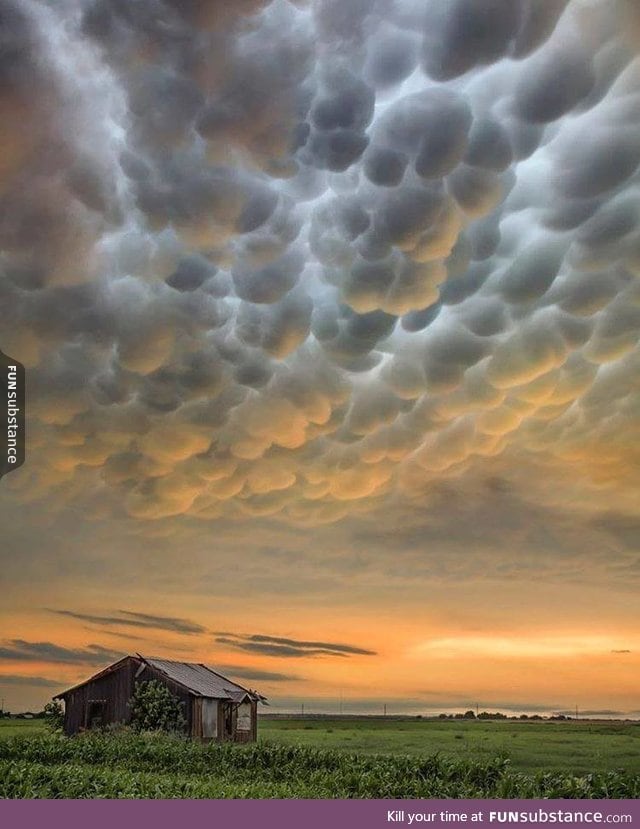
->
xmin=202 ymin=699 xmax=217 ymax=739
xmin=86 ymin=700 xmax=106 ymax=729
xmin=221 ymin=701 xmax=234 ymax=740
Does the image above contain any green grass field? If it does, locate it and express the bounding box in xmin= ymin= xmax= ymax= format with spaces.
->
xmin=1 ymin=717 xmax=638 ymax=798
xmin=0 ymin=719 xmax=46 ymax=738
xmin=259 ymin=717 xmax=640 ymax=775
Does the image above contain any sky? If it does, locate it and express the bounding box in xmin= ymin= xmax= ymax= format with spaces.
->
xmin=0 ymin=0 xmax=639 ymax=717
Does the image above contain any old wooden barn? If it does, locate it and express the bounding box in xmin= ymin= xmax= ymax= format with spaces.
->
xmin=54 ymin=654 xmax=266 ymax=741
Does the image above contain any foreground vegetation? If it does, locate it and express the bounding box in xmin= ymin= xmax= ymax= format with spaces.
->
xmin=4 ymin=716 xmax=640 ymax=776
xmin=1 ymin=731 xmax=638 ymax=799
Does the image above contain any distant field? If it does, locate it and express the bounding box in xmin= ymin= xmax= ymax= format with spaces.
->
xmin=258 ymin=716 xmax=640 ymax=775
xmin=0 ymin=719 xmax=45 ymax=738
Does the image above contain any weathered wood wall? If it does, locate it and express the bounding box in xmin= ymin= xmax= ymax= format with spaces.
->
xmin=61 ymin=657 xmax=137 ymax=736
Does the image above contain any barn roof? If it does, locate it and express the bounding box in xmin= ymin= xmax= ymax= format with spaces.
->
xmin=142 ymin=656 xmax=263 ymax=702
xmin=54 ymin=654 xmax=266 ymax=703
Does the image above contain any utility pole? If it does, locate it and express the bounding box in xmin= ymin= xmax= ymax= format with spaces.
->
xmin=339 ymin=690 xmax=343 ymax=715
xmin=575 ymin=704 xmax=578 ymax=721
xmin=301 ymin=702 xmax=304 ymax=716
xmin=383 ymin=703 xmax=387 ymax=717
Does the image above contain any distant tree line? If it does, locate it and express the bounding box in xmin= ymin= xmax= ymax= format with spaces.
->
xmin=1 ymin=710 xmax=48 ymax=719
xmin=437 ymin=711 xmax=574 ymax=721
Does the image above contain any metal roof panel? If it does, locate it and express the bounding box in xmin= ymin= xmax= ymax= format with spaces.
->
xmin=142 ymin=656 xmax=255 ymax=699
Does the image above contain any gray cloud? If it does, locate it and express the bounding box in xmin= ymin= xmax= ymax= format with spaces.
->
xmin=0 ymin=674 xmax=62 ymax=689
xmin=0 ymin=640 xmax=123 ymax=666
xmin=48 ymin=608 xmax=207 ymax=635
xmin=591 ymin=514 xmax=640 ymax=551
xmin=215 ymin=632 xmax=376 ymax=658
xmin=117 ymin=610 xmax=207 ymax=634
xmin=215 ymin=638 xmax=346 ymax=658
xmin=216 ymin=665 xmax=303 ymax=682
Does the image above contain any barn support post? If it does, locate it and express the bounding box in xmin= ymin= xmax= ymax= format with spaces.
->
xmin=192 ymin=697 xmax=202 ymax=739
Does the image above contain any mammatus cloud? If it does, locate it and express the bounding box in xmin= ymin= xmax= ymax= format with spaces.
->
xmin=0 ymin=0 xmax=638 ymax=536
xmin=592 ymin=514 xmax=640 ymax=550
xmin=215 ymin=632 xmax=376 ymax=658
xmin=0 ymin=640 xmax=123 ymax=666
xmin=49 ymin=608 xmax=207 ymax=635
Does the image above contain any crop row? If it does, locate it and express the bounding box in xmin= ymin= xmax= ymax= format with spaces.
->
xmin=1 ymin=733 xmax=638 ymax=799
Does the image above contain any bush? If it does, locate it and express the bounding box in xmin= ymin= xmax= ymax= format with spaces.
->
xmin=129 ymin=681 xmax=186 ymax=735
xmin=43 ymin=700 xmax=64 ymax=732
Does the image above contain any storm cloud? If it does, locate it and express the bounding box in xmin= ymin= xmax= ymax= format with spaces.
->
xmin=0 ymin=0 xmax=638 ymax=541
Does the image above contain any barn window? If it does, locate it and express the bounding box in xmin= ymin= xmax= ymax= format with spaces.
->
xmin=237 ymin=702 xmax=251 ymax=731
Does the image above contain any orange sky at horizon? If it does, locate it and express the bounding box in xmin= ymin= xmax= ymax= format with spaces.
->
xmin=2 ymin=559 xmax=638 ymax=715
